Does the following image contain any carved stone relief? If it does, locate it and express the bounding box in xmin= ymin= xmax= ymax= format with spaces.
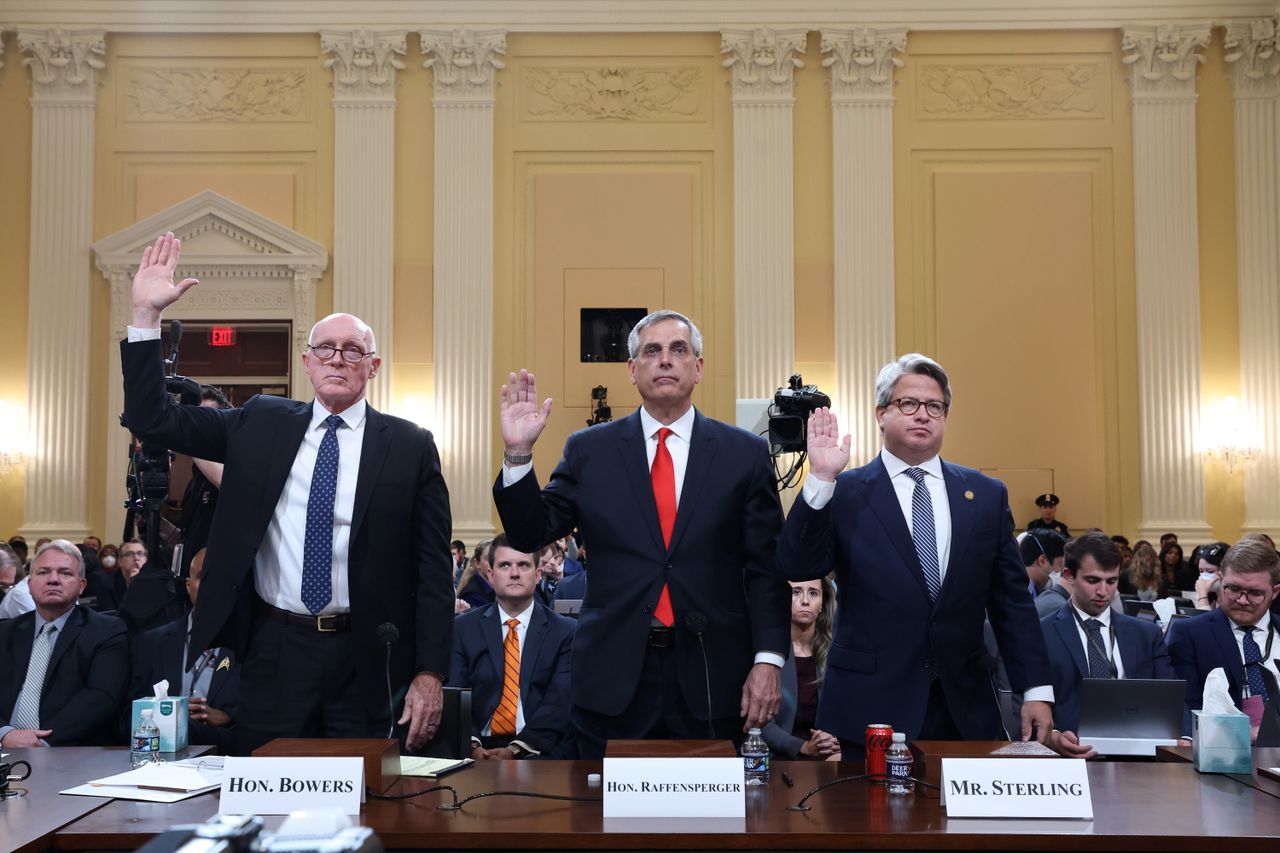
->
xmin=1224 ymin=17 xmax=1280 ymax=97
xmin=918 ymin=63 xmax=1101 ymax=119
xmin=523 ymin=65 xmax=702 ymax=121
xmin=18 ymin=27 xmax=106 ymax=101
xmin=126 ymin=66 xmax=309 ymax=121
xmin=1121 ymin=23 xmax=1211 ymax=97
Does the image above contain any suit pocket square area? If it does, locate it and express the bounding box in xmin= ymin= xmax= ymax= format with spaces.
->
xmin=827 ymin=644 xmax=877 ymax=675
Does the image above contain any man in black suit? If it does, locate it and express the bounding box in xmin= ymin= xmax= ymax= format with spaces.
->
xmin=779 ymin=354 xmax=1054 ymax=755
xmin=449 ymin=535 xmax=575 ymax=759
xmin=495 ymin=310 xmax=789 ymax=757
xmin=122 ymin=232 xmax=453 ymax=753
xmin=0 ymin=540 xmax=129 ymax=746
xmin=1037 ymin=532 xmax=1175 ymax=757
xmin=129 ymin=549 xmax=240 ymax=752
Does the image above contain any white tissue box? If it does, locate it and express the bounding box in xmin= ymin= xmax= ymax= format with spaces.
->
xmin=131 ymin=696 xmax=189 ymax=753
xmin=1192 ymin=710 xmax=1251 ymax=774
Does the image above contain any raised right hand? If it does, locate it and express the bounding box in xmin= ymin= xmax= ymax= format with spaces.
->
xmin=806 ymin=407 xmax=851 ymax=482
xmin=499 ymin=369 xmax=552 ymax=455
xmin=132 ymin=231 xmax=199 ymax=327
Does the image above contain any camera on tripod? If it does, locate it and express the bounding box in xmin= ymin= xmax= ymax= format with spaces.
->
xmin=586 ymin=385 xmax=612 ymax=426
xmin=768 ymin=374 xmax=831 ymax=454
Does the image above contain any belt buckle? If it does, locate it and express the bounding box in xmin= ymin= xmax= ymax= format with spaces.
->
xmin=316 ymin=614 xmax=338 ymax=632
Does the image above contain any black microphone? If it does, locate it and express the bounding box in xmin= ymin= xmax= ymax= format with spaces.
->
xmin=684 ymin=611 xmax=715 ymax=740
xmin=377 ymin=622 xmax=400 ymax=739
xmin=166 ymin=319 xmax=183 ymax=374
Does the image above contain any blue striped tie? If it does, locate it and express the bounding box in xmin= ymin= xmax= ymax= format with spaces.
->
xmin=905 ymin=467 xmax=942 ymax=602
xmin=1243 ymin=627 xmax=1270 ymax=703
xmin=301 ymin=414 xmax=343 ymax=615
xmin=12 ymin=624 xmax=56 ymax=730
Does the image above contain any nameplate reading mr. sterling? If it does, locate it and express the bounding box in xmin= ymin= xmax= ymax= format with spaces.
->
xmin=220 ymin=756 xmax=363 ymax=816
xmin=603 ymin=758 xmax=745 ymax=818
xmin=941 ymin=758 xmax=1092 ymax=819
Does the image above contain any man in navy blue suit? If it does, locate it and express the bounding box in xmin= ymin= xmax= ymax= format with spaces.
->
xmin=778 ymin=354 xmax=1054 ymax=755
xmin=1168 ymin=537 xmax=1280 ymax=741
xmin=494 ymin=310 xmax=789 ymax=757
xmin=449 ymin=536 xmax=575 ymax=759
xmin=1038 ymin=532 xmax=1175 ymax=757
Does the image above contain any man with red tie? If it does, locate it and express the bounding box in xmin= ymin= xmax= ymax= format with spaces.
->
xmin=495 ymin=310 xmax=789 ymax=758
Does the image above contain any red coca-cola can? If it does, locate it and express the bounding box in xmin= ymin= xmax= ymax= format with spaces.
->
xmin=865 ymin=724 xmax=893 ymax=776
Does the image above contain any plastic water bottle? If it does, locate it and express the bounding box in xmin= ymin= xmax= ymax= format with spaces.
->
xmin=885 ymin=732 xmax=914 ymax=793
xmin=742 ymin=728 xmax=769 ymax=785
xmin=131 ymin=709 xmax=161 ymax=768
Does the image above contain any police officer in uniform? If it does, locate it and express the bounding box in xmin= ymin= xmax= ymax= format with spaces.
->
xmin=1026 ymin=493 xmax=1070 ymax=537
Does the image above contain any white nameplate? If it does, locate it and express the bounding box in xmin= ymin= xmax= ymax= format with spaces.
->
xmin=941 ymin=758 xmax=1091 ymax=819
xmin=220 ymin=757 xmax=363 ymax=816
xmin=602 ymin=758 xmax=745 ymax=818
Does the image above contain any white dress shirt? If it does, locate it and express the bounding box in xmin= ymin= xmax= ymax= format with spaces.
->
xmin=1068 ymin=603 xmax=1127 ymax=680
xmin=128 ymin=326 xmax=364 ymax=616
xmin=1227 ymin=611 xmax=1280 ymax=696
xmin=482 ymin=600 xmax=534 ymax=736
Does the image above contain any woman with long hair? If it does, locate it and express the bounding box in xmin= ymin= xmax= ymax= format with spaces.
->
xmin=1125 ymin=541 xmax=1164 ymax=601
xmin=763 ymin=575 xmax=840 ymax=759
xmin=1159 ymin=542 xmax=1191 ymax=592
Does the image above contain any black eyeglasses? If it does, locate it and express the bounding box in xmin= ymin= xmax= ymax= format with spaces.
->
xmin=886 ymin=397 xmax=947 ymax=419
xmin=1221 ymin=583 xmax=1270 ymax=603
xmin=308 ymin=344 xmax=375 ymax=364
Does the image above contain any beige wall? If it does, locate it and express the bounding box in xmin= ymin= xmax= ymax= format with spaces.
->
xmin=0 ymin=25 xmax=1256 ymax=543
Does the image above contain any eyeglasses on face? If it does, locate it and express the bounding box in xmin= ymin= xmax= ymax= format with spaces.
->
xmin=119 ymin=550 xmax=146 ymax=559
xmin=886 ymin=397 xmax=947 ymax=418
xmin=308 ymin=344 xmax=375 ymax=364
xmin=1221 ymin=582 xmax=1271 ymax=603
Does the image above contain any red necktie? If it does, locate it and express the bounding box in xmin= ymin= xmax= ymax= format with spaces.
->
xmin=651 ymin=427 xmax=676 ymax=627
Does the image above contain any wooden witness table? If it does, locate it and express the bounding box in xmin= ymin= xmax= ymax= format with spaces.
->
xmin=46 ymin=749 xmax=1280 ymax=852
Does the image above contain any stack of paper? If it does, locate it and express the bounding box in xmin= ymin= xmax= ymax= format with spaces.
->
xmin=399 ymin=756 xmax=474 ymax=778
xmin=61 ymin=757 xmax=224 ymax=802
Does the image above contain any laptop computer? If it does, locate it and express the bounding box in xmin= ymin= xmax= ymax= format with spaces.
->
xmin=554 ymin=599 xmax=583 ymax=617
xmin=1076 ymin=678 xmax=1186 ymax=756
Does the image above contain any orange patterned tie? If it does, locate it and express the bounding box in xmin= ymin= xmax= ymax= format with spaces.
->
xmin=491 ymin=618 xmax=521 ymax=737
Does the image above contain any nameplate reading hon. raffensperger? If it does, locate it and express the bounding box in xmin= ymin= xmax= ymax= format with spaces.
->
xmin=220 ymin=757 xmax=363 ymax=816
xmin=603 ymin=758 xmax=745 ymax=818
xmin=941 ymin=758 xmax=1092 ymax=819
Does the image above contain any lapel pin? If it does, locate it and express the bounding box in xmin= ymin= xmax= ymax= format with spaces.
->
xmin=964 ymin=490 xmax=974 ymax=501
xmin=217 ymin=657 xmax=231 ymax=672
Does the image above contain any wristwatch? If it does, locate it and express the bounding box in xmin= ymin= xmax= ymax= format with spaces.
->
xmin=504 ymin=451 xmax=533 ymax=466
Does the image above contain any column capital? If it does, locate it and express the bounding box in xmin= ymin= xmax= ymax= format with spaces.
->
xmin=420 ymin=28 xmax=507 ymax=101
xmin=821 ymin=27 xmax=907 ymax=101
xmin=1224 ymin=17 xmax=1280 ymax=98
xmin=1121 ymin=23 xmax=1211 ymax=99
xmin=320 ymin=29 xmax=406 ymax=103
xmin=721 ymin=27 xmax=807 ymax=101
xmin=17 ymin=27 xmax=106 ymax=103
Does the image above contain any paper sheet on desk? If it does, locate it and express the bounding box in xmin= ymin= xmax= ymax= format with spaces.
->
xmin=60 ymin=758 xmax=223 ymax=802
xmin=400 ymin=756 xmax=474 ymax=777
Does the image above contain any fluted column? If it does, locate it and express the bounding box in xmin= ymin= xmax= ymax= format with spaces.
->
xmin=822 ymin=27 xmax=905 ymax=459
xmin=721 ymin=28 xmax=806 ymax=399
xmin=421 ymin=29 xmax=505 ymax=543
xmin=322 ymin=29 xmax=405 ymax=413
xmin=1225 ymin=17 xmax=1280 ymax=534
xmin=18 ymin=28 xmax=105 ymax=540
xmin=1122 ymin=23 xmax=1212 ymax=541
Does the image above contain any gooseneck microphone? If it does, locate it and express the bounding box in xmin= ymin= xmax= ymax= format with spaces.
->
xmin=684 ymin=611 xmax=715 ymax=740
xmin=377 ymin=622 xmax=400 ymax=739
xmin=165 ymin=319 xmax=183 ymax=374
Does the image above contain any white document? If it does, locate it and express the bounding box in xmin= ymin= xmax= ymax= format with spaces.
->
xmin=399 ymin=756 xmax=474 ymax=778
xmin=60 ymin=758 xmax=223 ymax=802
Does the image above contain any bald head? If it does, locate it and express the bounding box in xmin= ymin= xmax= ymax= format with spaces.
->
xmin=309 ymin=313 xmax=376 ymax=353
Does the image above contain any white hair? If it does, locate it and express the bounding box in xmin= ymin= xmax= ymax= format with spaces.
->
xmin=626 ymin=310 xmax=703 ymax=359
xmin=34 ymin=539 xmax=86 ymax=579
xmin=308 ymin=313 xmax=377 ymax=353
xmin=874 ymin=353 xmax=952 ymax=410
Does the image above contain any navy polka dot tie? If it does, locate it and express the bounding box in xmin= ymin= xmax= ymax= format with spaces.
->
xmin=301 ymin=414 xmax=342 ymax=615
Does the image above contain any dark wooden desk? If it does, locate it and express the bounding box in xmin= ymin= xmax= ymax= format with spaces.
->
xmin=1157 ymin=744 xmax=1280 ymax=801
xmin=3 ymin=747 xmax=143 ymax=853
xmin=54 ymin=757 xmax=1280 ymax=851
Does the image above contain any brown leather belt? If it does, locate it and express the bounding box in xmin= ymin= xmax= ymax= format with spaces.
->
xmin=647 ymin=625 xmax=674 ymax=648
xmin=256 ymin=599 xmax=351 ymax=633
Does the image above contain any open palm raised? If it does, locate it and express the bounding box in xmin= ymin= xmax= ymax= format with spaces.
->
xmin=499 ymin=369 xmax=553 ymax=454
xmin=132 ymin=231 xmax=199 ymax=325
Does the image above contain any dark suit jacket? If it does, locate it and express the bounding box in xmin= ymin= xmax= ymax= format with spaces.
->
xmin=554 ymin=571 xmax=588 ymax=602
xmin=448 ymin=601 xmax=575 ymax=756
xmin=1167 ymin=608 xmax=1259 ymax=736
xmin=777 ymin=455 xmax=1051 ymax=743
xmin=494 ymin=408 xmax=789 ymax=719
xmin=122 ymin=338 xmax=454 ymax=717
xmin=128 ymin=616 xmax=241 ymax=752
xmin=0 ymin=606 xmax=130 ymax=745
xmin=1041 ymin=606 xmax=1175 ymax=733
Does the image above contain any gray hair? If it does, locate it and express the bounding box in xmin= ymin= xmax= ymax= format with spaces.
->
xmin=875 ymin=353 xmax=953 ymax=411
xmin=0 ymin=543 xmax=20 ymax=580
xmin=627 ymin=310 xmax=704 ymax=359
xmin=308 ymin=313 xmax=377 ymax=354
xmin=34 ymin=538 xmax=85 ymax=579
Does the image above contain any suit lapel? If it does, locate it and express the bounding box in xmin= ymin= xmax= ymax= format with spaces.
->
xmin=616 ymin=411 xmax=666 ymax=554
xmin=668 ymin=411 xmax=716 ymax=555
xmin=9 ymin=614 xmax=35 ymax=691
xmin=864 ymin=460 xmax=931 ymax=602
xmin=44 ymin=607 xmax=84 ymax=688
xmin=939 ymin=462 xmax=973 ymax=602
xmin=1114 ymin=617 xmax=1142 ymax=675
xmin=1053 ymin=608 xmax=1088 ymax=679
xmin=483 ymin=605 xmax=505 ymax=711
xmin=208 ymin=651 xmax=235 ymax=705
xmin=259 ymin=404 xmax=311 ymax=529
xmin=351 ymin=406 xmax=391 ymax=542
xmin=520 ymin=606 xmax=549 ymax=702
xmin=1210 ymin=610 xmax=1245 ymax=693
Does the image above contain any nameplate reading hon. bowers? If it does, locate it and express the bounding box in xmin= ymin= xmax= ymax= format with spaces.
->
xmin=603 ymin=758 xmax=745 ymax=818
xmin=220 ymin=757 xmax=363 ymax=816
xmin=941 ymin=758 xmax=1092 ymax=819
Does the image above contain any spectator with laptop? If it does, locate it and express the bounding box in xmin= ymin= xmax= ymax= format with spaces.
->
xmin=1039 ymin=532 xmax=1175 ymax=758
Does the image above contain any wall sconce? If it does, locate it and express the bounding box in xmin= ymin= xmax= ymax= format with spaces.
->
xmin=0 ymin=401 xmax=31 ymax=477
xmin=1201 ymin=395 xmax=1262 ymax=474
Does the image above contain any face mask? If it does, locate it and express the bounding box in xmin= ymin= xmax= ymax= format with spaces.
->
xmin=1199 ymin=571 xmax=1217 ymax=582
xmin=101 ymin=556 xmax=117 ymax=569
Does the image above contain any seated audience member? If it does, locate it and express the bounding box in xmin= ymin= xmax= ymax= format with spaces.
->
xmin=0 ymin=540 xmax=130 ymax=746
xmin=79 ymin=544 xmax=120 ymax=613
xmin=1192 ymin=542 xmax=1229 ymax=611
xmin=1039 ymin=533 xmax=1175 ymax=758
xmin=1021 ymin=529 xmax=1069 ymax=617
xmin=98 ymin=543 xmax=119 ymax=574
xmin=128 ymin=549 xmax=239 ymax=752
xmin=451 ymin=540 xmax=468 ymax=586
xmin=82 ymin=535 xmax=102 ymax=555
xmin=0 ymin=573 xmax=34 ymax=620
xmin=764 ymin=577 xmax=840 ymax=760
xmin=1160 ymin=541 xmax=1194 ymax=593
xmin=1121 ymin=540 xmax=1162 ymax=599
xmin=560 ymin=534 xmax=585 ymax=577
xmin=554 ymin=565 xmax=588 ymax=602
xmin=534 ymin=541 xmax=565 ymax=607
xmin=8 ymin=535 xmax=28 ymax=566
xmin=1111 ymin=535 xmax=1132 ymax=571
xmin=0 ymin=544 xmax=20 ymax=604
xmin=456 ymin=539 xmax=496 ymax=609
xmin=449 ymin=535 xmax=575 ymax=760
xmin=1168 ymin=538 xmax=1280 ymax=741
